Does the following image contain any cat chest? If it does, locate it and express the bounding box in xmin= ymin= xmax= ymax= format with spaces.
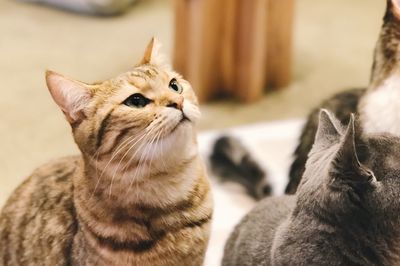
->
xmin=360 ymin=75 xmax=400 ymax=135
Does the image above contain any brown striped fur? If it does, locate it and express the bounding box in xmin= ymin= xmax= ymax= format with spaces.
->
xmin=0 ymin=39 xmax=213 ymax=266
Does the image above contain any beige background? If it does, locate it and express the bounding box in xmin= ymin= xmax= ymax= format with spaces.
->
xmin=0 ymin=0 xmax=385 ymax=206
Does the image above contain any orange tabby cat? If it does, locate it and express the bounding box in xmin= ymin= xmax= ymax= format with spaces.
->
xmin=0 ymin=38 xmax=213 ymax=266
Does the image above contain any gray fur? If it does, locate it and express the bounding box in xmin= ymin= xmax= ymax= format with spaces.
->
xmin=288 ymin=0 xmax=400 ymax=194
xmin=223 ymin=110 xmax=400 ymax=265
xmin=287 ymin=89 xmax=364 ymax=194
xmin=223 ymin=196 xmax=295 ymax=266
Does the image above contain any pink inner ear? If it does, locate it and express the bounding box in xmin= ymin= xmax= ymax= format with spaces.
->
xmin=392 ymin=0 xmax=400 ymax=19
xmin=46 ymin=71 xmax=91 ymax=123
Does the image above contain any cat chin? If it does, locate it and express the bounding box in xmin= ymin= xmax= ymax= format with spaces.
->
xmin=171 ymin=118 xmax=191 ymax=134
xmin=182 ymin=102 xmax=201 ymax=122
xmin=146 ymin=122 xmax=193 ymax=151
xmin=162 ymin=123 xmax=192 ymax=149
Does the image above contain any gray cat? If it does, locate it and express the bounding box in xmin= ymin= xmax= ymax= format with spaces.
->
xmin=287 ymin=0 xmax=400 ymax=194
xmin=222 ymin=110 xmax=400 ymax=266
xmin=211 ymin=0 xmax=400 ymax=198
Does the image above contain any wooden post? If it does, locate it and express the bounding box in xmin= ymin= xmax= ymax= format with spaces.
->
xmin=173 ymin=0 xmax=294 ymax=102
xmin=266 ymin=0 xmax=294 ymax=89
xmin=172 ymin=0 xmax=190 ymax=78
xmin=233 ymin=0 xmax=268 ymax=102
xmin=173 ymin=0 xmax=225 ymax=102
xmin=220 ymin=0 xmax=237 ymax=97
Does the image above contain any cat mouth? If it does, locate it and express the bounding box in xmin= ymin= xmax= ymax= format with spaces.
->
xmin=181 ymin=113 xmax=190 ymax=123
xmin=170 ymin=113 xmax=191 ymax=134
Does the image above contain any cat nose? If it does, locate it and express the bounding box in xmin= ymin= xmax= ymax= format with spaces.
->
xmin=166 ymin=96 xmax=184 ymax=110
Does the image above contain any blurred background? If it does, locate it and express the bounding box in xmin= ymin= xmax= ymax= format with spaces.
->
xmin=0 ymin=0 xmax=386 ymax=264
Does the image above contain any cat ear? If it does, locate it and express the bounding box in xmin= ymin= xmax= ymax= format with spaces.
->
xmin=46 ymin=71 xmax=92 ymax=124
xmin=331 ymin=114 xmax=374 ymax=183
xmin=312 ymin=109 xmax=343 ymax=151
xmin=139 ymin=37 xmax=167 ymax=66
xmin=387 ymin=0 xmax=400 ymax=20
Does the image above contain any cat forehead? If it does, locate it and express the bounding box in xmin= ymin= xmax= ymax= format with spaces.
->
xmin=116 ymin=66 xmax=175 ymax=89
xmin=126 ymin=64 xmax=172 ymax=82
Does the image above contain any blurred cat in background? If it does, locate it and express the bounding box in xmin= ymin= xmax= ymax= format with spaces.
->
xmin=22 ymin=0 xmax=136 ymax=15
xmin=211 ymin=0 xmax=400 ymax=198
xmin=210 ymin=136 xmax=271 ymax=199
xmin=0 ymin=39 xmax=213 ymax=266
xmin=223 ymin=110 xmax=400 ymax=265
xmin=286 ymin=0 xmax=400 ymax=193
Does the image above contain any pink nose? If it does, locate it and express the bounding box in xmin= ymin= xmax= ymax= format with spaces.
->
xmin=167 ymin=96 xmax=184 ymax=110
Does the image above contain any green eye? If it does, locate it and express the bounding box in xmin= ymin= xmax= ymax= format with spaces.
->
xmin=123 ymin=93 xmax=151 ymax=108
xmin=169 ymin=78 xmax=183 ymax=94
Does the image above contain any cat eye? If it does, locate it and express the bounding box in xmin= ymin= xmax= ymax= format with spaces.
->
xmin=169 ymin=78 xmax=183 ymax=94
xmin=123 ymin=93 xmax=151 ymax=108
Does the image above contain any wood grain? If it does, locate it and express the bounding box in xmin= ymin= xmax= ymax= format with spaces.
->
xmin=173 ymin=0 xmax=294 ymax=102
xmin=266 ymin=0 xmax=294 ymax=89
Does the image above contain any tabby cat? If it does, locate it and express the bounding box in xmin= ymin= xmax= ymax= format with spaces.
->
xmin=287 ymin=0 xmax=400 ymax=193
xmin=223 ymin=110 xmax=400 ymax=265
xmin=0 ymin=39 xmax=213 ymax=266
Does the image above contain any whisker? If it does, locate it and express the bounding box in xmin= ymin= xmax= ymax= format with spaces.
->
xmin=125 ymin=122 xmax=163 ymax=196
xmin=137 ymin=132 xmax=159 ymax=199
xmin=108 ymin=132 xmax=152 ymax=197
xmin=93 ymin=149 xmax=101 ymax=178
xmin=147 ymin=130 xmax=161 ymax=174
xmin=125 ymin=137 xmax=154 ymax=197
xmin=156 ymin=126 xmax=167 ymax=171
xmin=108 ymin=122 xmax=161 ymax=197
xmin=90 ymin=130 xmax=147 ymax=198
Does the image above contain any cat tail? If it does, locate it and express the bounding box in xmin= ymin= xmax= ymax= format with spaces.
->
xmin=209 ymin=136 xmax=271 ymax=199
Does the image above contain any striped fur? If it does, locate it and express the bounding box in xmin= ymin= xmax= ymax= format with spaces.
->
xmin=0 ymin=40 xmax=213 ymax=266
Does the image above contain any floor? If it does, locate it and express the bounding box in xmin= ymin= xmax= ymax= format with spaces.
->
xmin=0 ymin=0 xmax=386 ymax=263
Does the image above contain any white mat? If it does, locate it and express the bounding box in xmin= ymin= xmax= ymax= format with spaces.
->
xmin=199 ymin=119 xmax=305 ymax=266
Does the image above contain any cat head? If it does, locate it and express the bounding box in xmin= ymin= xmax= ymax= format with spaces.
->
xmin=46 ymin=38 xmax=200 ymax=172
xmin=297 ymin=110 xmax=400 ymax=222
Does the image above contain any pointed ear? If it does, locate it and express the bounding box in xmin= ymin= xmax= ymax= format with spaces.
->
xmin=387 ymin=0 xmax=400 ymax=20
xmin=312 ymin=109 xmax=343 ymax=151
xmin=46 ymin=71 xmax=92 ymax=124
xmin=331 ymin=114 xmax=374 ymax=183
xmin=139 ymin=37 xmax=167 ymax=66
